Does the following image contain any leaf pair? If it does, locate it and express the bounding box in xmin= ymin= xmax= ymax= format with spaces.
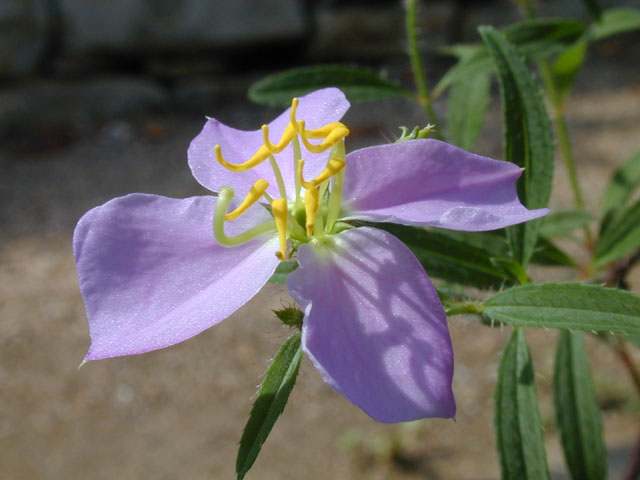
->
xmin=495 ymin=328 xmax=606 ymax=480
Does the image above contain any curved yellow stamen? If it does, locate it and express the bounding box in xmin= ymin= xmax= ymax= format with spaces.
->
xmin=298 ymin=120 xmax=350 ymax=153
xmin=297 ymin=157 xmax=346 ymax=189
xmin=304 ymin=187 xmax=320 ymax=236
xmin=217 ymin=97 xmax=349 ymax=172
xmin=303 ymin=122 xmax=350 ymax=139
xmin=271 ymin=198 xmax=288 ymax=260
xmin=224 ymin=179 xmax=270 ymax=221
xmin=261 ymin=123 xmax=298 ymax=154
xmin=290 ymin=98 xmax=300 ymax=126
xmin=215 ymin=144 xmax=273 ymax=173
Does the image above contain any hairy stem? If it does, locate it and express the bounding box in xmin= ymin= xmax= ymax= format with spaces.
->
xmin=404 ymin=0 xmax=443 ymax=139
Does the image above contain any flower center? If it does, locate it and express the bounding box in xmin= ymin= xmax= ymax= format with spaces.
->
xmin=212 ymin=98 xmax=350 ymax=260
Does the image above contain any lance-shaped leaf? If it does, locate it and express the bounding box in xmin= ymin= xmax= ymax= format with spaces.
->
xmin=446 ymin=71 xmax=491 ymax=151
xmin=540 ymin=209 xmax=593 ymax=238
xmin=601 ymin=151 xmax=640 ymax=214
xmin=595 ymin=198 xmax=640 ymax=267
xmin=436 ymin=19 xmax=586 ymax=96
xmin=495 ymin=328 xmax=550 ymax=480
xmin=378 ymin=223 xmax=516 ymax=289
xmin=479 ymin=27 xmax=554 ymax=267
xmin=590 ymin=8 xmax=640 ymax=41
xmin=554 ymin=330 xmax=606 ymax=480
xmin=483 ymin=283 xmax=640 ymax=336
xmin=248 ymin=65 xmax=409 ymax=107
xmin=552 ymin=37 xmax=588 ymax=102
xmin=237 ymin=331 xmax=302 ymax=480
xmin=532 ymin=237 xmax=576 ymax=267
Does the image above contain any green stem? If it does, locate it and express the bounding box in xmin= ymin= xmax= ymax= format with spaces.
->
xmin=445 ymin=301 xmax=484 ymax=317
xmin=404 ymin=0 xmax=443 ymax=140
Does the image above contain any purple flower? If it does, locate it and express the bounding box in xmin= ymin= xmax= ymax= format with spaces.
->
xmin=74 ymin=88 xmax=547 ymax=423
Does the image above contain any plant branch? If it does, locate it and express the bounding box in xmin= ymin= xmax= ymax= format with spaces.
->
xmin=404 ymin=0 xmax=443 ymax=139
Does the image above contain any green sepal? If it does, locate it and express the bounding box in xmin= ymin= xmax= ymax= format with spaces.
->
xmin=273 ymin=307 xmax=303 ymax=329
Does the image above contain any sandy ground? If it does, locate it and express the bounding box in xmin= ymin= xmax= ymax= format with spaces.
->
xmin=2 ymin=53 xmax=640 ymax=479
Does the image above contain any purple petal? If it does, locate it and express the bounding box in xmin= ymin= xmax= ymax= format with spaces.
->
xmin=74 ymin=194 xmax=280 ymax=360
xmin=341 ymin=139 xmax=548 ymax=231
xmin=287 ymin=227 xmax=455 ymax=422
xmin=188 ymin=88 xmax=350 ymax=197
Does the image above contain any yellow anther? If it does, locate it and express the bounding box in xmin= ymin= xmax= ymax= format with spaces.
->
xmin=297 ymin=157 xmax=346 ymax=189
xmin=216 ymin=95 xmax=349 ymax=179
xmin=304 ymin=187 xmax=320 ymax=236
xmin=261 ymin=123 xmax=298 ymax=154
xmin=290 ymin=98 xmax=300 ymax=127
xmin=215 ymin=144 xmax=272 ymax=172
xmin=298 ymin=120 xmax=350 ymax=153
xmin=224 ymin=179 xmax=270 ymax=221
xmin=303 ymin=122 xmax=350 ymax=139
xmin=271 ymin=198 xmax=288 ymax=260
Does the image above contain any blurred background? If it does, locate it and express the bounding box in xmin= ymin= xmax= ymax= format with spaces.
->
xmin=2 ymin=0 xmax=640 ymax=478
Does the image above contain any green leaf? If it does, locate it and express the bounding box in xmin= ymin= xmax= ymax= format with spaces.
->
xmin=378 ymin=223 xmax=515 ymax=289
xmin=479 ymin=27 xmax=554 ymax=267
xmin=436 ymin=19 xmax=586 ymax=96
xmin=552 ymin=37 xmax=588 ymax=101
xmin=590 ymin=8 xmax=640 ymax=41
xmin=495 ymin=328 xmax=550 ymax=480
xmin=602 ymin=151 xmax=640 ymax=214
xmin=595 ymin=198 xmax=640 ymax=267
xmin=248 ymin=65 xmax=410 ymax=107
xmin=503 ymin=19 xmax=586 ymax=58
xmin=540 ymin=209 xmax=593 ymax=238
xmin=483 ymin=283 xmax=640 ymax=336
xmin=236 ymin=331 xmax=303 ymax=480
xmin=446 ymin=72 xmax=491 ymax=151
xmin=432 ymin=227 xmax=575 ymax=267
xmin=269 ymin=259 xmax=298 ymax=284
xmin=531 ymin=236 xmax=576 ymax=267
xmin=432 ymin=228 xmax=508 ymax=256
xmin=579 ymin=0 xmax=603 ymax=20
xmin=554 ymin=330 xmax=607 ymax=480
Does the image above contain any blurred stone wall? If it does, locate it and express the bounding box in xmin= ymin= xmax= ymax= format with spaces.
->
xmin=0 ymin=0 xmax=308 ymax=77
xmin=2 ymin=0 xmax=639 ymax=154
